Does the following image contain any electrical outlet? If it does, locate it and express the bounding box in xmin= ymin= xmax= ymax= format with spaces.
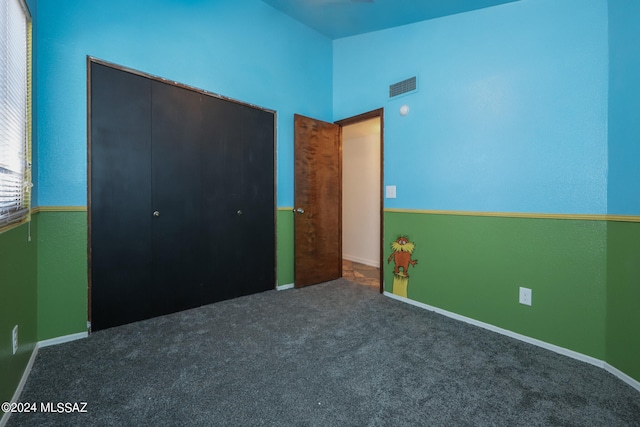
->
xmin=12 ymin=325 xmax=18 ymax=355
xmin=519 ymin=287 xmax=532 ymax=306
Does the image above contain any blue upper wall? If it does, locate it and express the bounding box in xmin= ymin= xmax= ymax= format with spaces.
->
xmin=608 ymin=0 xmax=640 ymax=216
xmin=34 ymin=0 xmax=333 ymax=207
xmin=334 ymin=0 xmax=608 ymax=215
xmin=31 ymin=0 xmax=634 ymax=215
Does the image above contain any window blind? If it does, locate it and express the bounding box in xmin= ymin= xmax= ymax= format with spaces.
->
xmin=0 ymin=0 xmax=31 ymax=230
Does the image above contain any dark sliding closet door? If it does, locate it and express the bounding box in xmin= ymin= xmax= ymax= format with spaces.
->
xmin=90 ymin=64 xmax=155 ymax=327
xmin=199 ymin=95 xmax=276 ymax=302
xmin=90 ymin=61 xmax=275 ymax=331
xmin=150 ymin=80 xmax=205 ymax=314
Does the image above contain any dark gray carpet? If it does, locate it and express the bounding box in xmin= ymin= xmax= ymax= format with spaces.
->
xmin=6 ymin=279 xmax=640 ymax=426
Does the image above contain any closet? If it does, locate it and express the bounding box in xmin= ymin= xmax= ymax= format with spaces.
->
xmin=89 ymin=60 xmax=275 ymax=331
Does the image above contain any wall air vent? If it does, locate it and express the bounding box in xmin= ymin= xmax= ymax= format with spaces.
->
xmin=389 ymin=76 xmax=417 ymax=98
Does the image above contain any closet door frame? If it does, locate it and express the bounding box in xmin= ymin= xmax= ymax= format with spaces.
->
xmin=87 ymin=56 xmax=277 ymax=331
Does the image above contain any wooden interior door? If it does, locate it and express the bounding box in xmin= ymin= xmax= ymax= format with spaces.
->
xmin=294 ymin=114 xmax=341 ymax=287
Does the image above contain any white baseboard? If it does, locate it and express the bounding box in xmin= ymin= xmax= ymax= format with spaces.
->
xmin=383 ymin=292 xmax=640 ymax=393
xmin=343 ymin=254 xmax=380 ymax=268
xmin=38 ymin=331 xmax=88 ymax=348
xmin=277 ymin=283 xmax=295 ymax=291
xmin=0 ymin=345 xmax=39 ymax=427
xmin=604 ymin=362 xmax=640 ymax=393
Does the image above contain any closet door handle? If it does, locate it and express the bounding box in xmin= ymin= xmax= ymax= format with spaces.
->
xmin=237 ymin=210 xmax=243 ymax=216
xmin=153 ymin=211 xmax=160 ymax=217
xmin=294 ymin=207 xmax=305 ymax=214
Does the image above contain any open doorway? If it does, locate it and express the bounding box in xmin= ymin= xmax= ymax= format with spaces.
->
xmin=337 ymin=111 xmax=383 ymax=292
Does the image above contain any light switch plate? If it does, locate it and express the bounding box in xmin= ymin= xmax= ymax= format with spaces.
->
xmin=386 ymin=185 xmax=397 ymax=199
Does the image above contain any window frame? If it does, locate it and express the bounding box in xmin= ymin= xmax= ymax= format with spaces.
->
xmin=0 ymin=0 xmax=32 ymax=234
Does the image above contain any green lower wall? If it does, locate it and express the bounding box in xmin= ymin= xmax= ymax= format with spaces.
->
xmin=384 ymin=212 xmax=608 ymax=360
xmin=277 ymin=209 xmax=294 ymax=286
xmin=0 ymin=222 xmax=37 ymax=405
xmin=36 ymin=211 xmax=88 ymax=341
xmin=606 ymin=221 xmax=640 ymax=381
xmin=3 ymin=209 xmax=637 ymax=408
